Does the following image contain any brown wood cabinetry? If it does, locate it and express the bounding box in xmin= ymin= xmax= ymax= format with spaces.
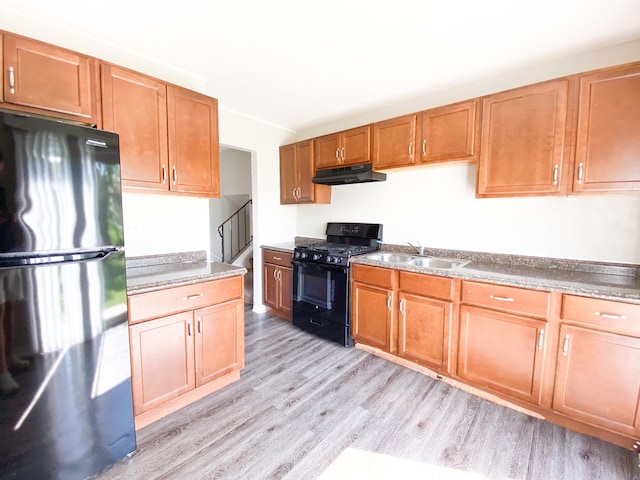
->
xmin=1 ymin=32 xmax=98 ymax=124
xmin=373 ymin=114 xmax=418 ymax=169
xmin=128 ymin=275 xmax=244 ymax=428
xmin=457 ymin=281 xmax=551 ymax=405
xmin=262 ymin=249 xmax=293 ymax=320
xmin=315 ymin=125 xmax=372 ymax=169
xmin=102 ymin=64 xmax=220 ymax=197
xmin=397 ymin=272 xmax=457 ymax=373
xmin=476 ymin=79 xmax=572 ymax=197
xmin=280 ymin=140 xmax=331 ymax=204
xmin=553 ymin=295 xmax=640 ymax=437
xmin=351 ymin=264 xmax=396 ymax=352
xmin=573 ymin=63 xmax=640 ymax=193
xmin=418 ymin=100 xmax=480 ymax=164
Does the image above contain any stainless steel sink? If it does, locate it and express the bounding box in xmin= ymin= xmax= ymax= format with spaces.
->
xmin=366 ymin=252 xmax=415 ymax=263
xmin=365 ymin=252 xmax=470 ymax=270
xmin=408 ymin=257 xmax=470 ymax=269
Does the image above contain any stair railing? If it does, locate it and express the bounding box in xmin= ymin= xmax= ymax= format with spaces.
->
xmin=218 ymin=199 xmax=252 ymax=263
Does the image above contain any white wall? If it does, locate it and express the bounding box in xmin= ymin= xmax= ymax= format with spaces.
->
xmin=295 ymin=40 xmax=640 ymax=264
xmin=220 ymin=149 xmax=252 ymax=196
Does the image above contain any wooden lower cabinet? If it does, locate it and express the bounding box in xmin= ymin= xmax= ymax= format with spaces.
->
xmin=352 ymin=282 xmax=395 ymax=352
xmin=128 ymin=275 xmax=244 ymax=428
xmin=262 ymin=249 xmax=293 ymax=320
xmin=457 ymin=305 xmax=547 ymax=405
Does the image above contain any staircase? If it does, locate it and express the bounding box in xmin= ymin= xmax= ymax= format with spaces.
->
xmin=218 ymin=199 xmax=252 ymax=263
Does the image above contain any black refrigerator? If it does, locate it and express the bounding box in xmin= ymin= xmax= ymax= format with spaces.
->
xmin=0 ymin=111 xmax=136 ymax=479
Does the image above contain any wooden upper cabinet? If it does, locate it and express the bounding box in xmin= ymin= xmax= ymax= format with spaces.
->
xmin=315 ymin=133 xmax=341 ymax=169
xmin=167 ymin=86 xmax=220 ymax=197
xmin=573 ymin=62 xmax=640 ymax=193
xmin=101 ymin=64 xmax=168 ymax=191
xmin=2 ymin=33 xmax=97 ymax=123
xmin=373 ymin=114 xmax=417 ymax=169
xmin=418 ymin=100 xmax=480 ymax=164
xmin=476 ymin=79 xmax=571 ymax=197
xmin=315 ymin=125 xmax=372 ymax=169
xmin=279 ymin=140 xmax=331 ymax=204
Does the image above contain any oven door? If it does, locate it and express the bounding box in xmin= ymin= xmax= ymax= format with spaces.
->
xmin=291 ymin=260 xmax=352 ymax=345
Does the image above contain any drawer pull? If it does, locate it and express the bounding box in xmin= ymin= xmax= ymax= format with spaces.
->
xmin=538 ymin=329 xmax=545 ymax=350
xmin=594 ymin=312 xmax=626 ymax=320
xmin=183 ymin=293 xmax=204 ymax=301
xmin=489 ymin=295 xmax=514 ymax=302
xmin=273 ymin=256 xmax=282 ymax=260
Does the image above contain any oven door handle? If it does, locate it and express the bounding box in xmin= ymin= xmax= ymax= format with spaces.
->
xmin=292 ymin=260 xmax=347 ymax=273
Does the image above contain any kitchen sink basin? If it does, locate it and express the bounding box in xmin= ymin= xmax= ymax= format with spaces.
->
xmin=365 ymin=252 xmax=470 ymax=270
xmin=408 ymin=257 xmax=470 ymax=269
xmin=366 ymin=252 xmax=415 ymax=263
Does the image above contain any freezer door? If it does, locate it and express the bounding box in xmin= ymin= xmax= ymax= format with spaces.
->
xmin=0 ymin=249 xmax=136 ymax=479
xmin=0 ymin=111 xmax=124 ymax=255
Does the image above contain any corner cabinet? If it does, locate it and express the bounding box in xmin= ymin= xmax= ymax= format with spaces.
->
xmin=262 ymin=249 xmax=293 ymax=320
xmin=128 ymin=275 xmax=244 ymax=429
xmin=101 ymin=63 xmax=220 ymax=197
xmin=572 ymin=63 xmax=640 ymax=193
xmin=553 ymin=295 xmax=640 ymax=438
xmin=1 ymin=32 xmax=98 ymax=124
xmin=476 ymin=79 xmax=572 ymax=197
xmin=279 ymin=140 xmax=331 ymax=204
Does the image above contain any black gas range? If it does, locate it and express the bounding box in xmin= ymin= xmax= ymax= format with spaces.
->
xmin=291 ymin=222 xmax=383 ymax=346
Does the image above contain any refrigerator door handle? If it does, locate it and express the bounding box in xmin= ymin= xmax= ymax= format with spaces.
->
xmin=0 ymin=247 xmax=121 ymax=268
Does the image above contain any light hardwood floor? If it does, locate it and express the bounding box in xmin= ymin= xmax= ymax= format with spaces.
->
xmin=98 ymin=308 xmax=640 ymax=480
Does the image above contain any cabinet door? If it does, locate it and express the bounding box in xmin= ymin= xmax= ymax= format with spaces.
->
xmin=295 ymin=140 xmax=315 ymax=203
xmin=419 ymin=100 xmax=479 ymax=163
xmin=341 ymin=125 xmax=372 ymax=166
xmin=314 ymin=133 xmax=341 ymax=169
xmin=167 ymin=86 xmax=220 ymax=197
xmin=129 ymin=311 xmax=195 ymax=415
xmin=3 ymin=34 xmax=97 ymax=122
xmin=278 ymin=266 xmax=293 ymax=318
xmin=352 ymin=282 xmax=395 ymax=352
xmin=458 ymin=306 xmax=547 ymax=405
xmin=373 ymin=114 xmax=417 ymax=169
xmin=398 ymin=293 xmax=452 ymax=371
xmin=477 ymin=79 xmax=570 ymax=197
xmin=195 ymin=299 xmax=244 ymax=386
xmin=101 ymin=64 xmax=169 ymax=191
xmin=279 ymin=144 xmax=298 ymax=204
xmin=263 ymin=263 xmax=279 ymax=309
xmin=553 ymin=325 xmax=640 ymax=436
xmin=573 ymin=63 xmax=640 ymax=192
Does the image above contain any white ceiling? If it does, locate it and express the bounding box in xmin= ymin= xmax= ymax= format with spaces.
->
xmin=1 ymin=0 xmax=640 ymax=132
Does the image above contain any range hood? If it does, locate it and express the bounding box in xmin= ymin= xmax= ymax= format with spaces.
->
xmin=312 ymin=164 xmax=387 ymax=185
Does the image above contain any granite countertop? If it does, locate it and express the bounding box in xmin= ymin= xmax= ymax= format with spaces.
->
xmin=352 ymin=246 xmax=640 ymax=305
xmin=126 ymin=251 xmax=247 ymax=295
xmin=262 ymin=239 xmax=639 ymax=304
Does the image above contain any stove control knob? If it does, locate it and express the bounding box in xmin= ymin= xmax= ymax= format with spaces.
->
xmin=334 ymin=257 xmax=342 ymax=263
xmin=313 ymin=254 xmax=322 ymax=261
xmin=327 ymin=256 xmax=335 ymax=263
xmin=300 ymin=252 xmax=307 ymax=259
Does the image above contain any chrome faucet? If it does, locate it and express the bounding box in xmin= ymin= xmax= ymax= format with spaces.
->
xmin=407 ymin=241 xmax=428 ymax=256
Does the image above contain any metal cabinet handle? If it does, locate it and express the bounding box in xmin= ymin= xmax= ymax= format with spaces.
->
xmin=422 ymin=139 xmax=427 ymax=156
xmin=161 ymin=165 xmax=167 ymax=184
xmin=595 ymin=311 xmax=626 ymax=320
xmin=341 ymin=147 xmax=345 ymax=161
xmin=335 ymin=148 xmax=340 ymax=160
xmin=172 ymin=166 xmax=177 ymax=184
xmin=8 ymin=66 xmax=15 ymax=94
xmin=489 ymin=295 xmax=514 ymax=302
xmin=197 ymin=318 xmax=202 ymax=334
xmin=538 ymin=329 xmax=545 ymax=350
xmin=273 ymin=256 xmax=282 ymax=261
xmin=183 ymin=293 xmax=203 ymax=301
xmin=577 ymin=162 xmax=584 ymax=184
xmin=399 ymin=298 xmax=405 ymax=314
xmin=387 ymin=296 xmax=391 ymax=311
xmin=187 ymin=322 xmax=192 ymax=337
xmin=408 ymin=142 xmax=413 ymax=159
xmin=553 ymin=165 xmax=559 ymax=185
xmin=562 ymin=333 xmax=570 ymax=356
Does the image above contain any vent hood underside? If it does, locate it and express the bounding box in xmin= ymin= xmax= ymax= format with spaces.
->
xmin=312 ymin=164 xmax=386 ymax=185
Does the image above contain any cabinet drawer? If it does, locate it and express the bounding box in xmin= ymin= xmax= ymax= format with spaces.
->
xmin=129 ymin=276 xmax=243 ymax=324
xmin=399 ymin=271 xmax=455 ymax=300
xmin=263 ymin=249 xmax=292 ymax=267
xmin=462 ymin=281 xmax=551 ymax=318
xmin=351 ymin=264 xmax=396 ymax=289
xmin=561 ymin=295 xmax=640 ymax=336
